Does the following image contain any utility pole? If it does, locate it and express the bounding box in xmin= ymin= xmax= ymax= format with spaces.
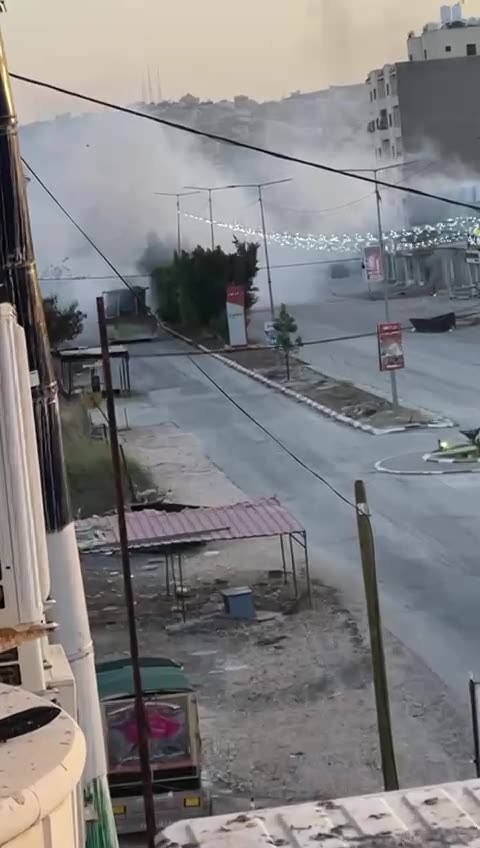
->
xmin=258 ymin=184 xmax=274 ymax=321
xmin=97 ymin=297 xmax=157 ymax=847
xmin=154 ymin=190 xmax=200 ymax=253
xmin=0 ymin=26 xmax=119 ymax=848
xmin=346 ymin=159 xmax=420 ymax=409
xmin=354 ymin=480 xmax=399 ymax=792
xmin=374 ymin=170 xmax=399 ymax=408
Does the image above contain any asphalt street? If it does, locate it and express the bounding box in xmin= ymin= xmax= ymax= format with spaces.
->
xmin=128 ymin=334 xmax=480 ymax=702
xmin=250 ymin=292 xmax=480 ymax=424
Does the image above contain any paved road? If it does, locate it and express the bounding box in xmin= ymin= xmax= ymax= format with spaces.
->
xmin=250 ymin=294 xmax=480 ymax=424
xmin=127 ymin=335 xmax=480 ymax=701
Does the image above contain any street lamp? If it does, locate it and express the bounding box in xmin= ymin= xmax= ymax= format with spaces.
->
xmin=186 ymin=178 xmax=292 ymax=320
xmin=346 ymin=159 xmax=422 ymax=409
xmin=154 ymin=190 xmax=200 ymax=253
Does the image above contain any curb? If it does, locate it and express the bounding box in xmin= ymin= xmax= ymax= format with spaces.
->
xmin=374 ymin=458 xmax=479 ymax=476
xmin=422 ymin=452 xmax=480 ymax=465
xmin=160 ymin=323 xmax=455 ymax=437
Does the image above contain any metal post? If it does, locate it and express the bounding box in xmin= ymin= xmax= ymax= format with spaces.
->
xmin=176 ymin=194 xmax=181 ymax=254
xmin=375 ymin=173 xmax=399 ymax=409
xmin=208 ymin=189 xmax=215 ymax=250
xmin=258 ymin=184 xmax=275 ymax=321
xmin=355 ymin=480 xmax=399 ymax=792
xmin=97 ymin=296 xmax=157 ymax=847
xmin=470 ymin=677 xmax=480 ymax=778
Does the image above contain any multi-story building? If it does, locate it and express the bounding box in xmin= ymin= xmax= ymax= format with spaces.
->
xmin=367 ymin=4 xmax=480 ymax=171
xmin=408 ymin=3 xmax=480 ymax=61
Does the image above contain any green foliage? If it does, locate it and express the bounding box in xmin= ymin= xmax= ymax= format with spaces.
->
xmin=43 ymin=295 xmax=86 ymax=349
xmin=273 ymin=303 xmax=303 ymax=381
xmin=150 ymin=238 xmax=259 ymax=335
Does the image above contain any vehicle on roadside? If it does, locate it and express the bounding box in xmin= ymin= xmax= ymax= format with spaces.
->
xmin=96 ymin=656 xmax=209 ymax=834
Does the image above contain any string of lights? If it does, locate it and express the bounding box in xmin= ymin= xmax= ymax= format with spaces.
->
xmin=184 ymin=211 xmax=480 ymax=255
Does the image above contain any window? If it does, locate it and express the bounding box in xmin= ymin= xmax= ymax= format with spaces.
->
xmin=373 ymin=88 xmax=377 ymax=100
xmin=389 ymin=113 xmax=392 ymax=127
xmin=390 ymin=74 xmax=397 ymax=95
xmin=424 ymin=49 xmax=427 ymax=59
xmin=377 ymin=147 xmax=382 ymax=159
xmin=392 ymin=144 xmax=396 ymax=158
xmin=386 ymin=83 xmax=390 ymax=96
xmin=467 ymin=43 xmax=477 ymax=56
xmin=393 ymin=105 xmax=400 ymax=127
xmin=382 ymin=139 xmax=390 ymax=155
xmin=409 ymin=53 xmax=413 ymax=61
xmin=378 ymin=78 xmax=386 ymax=99
xmin=445 ymin=45 xmax=452 ymax=52
xmin=396 ymin=137 xmax=403 ymax=158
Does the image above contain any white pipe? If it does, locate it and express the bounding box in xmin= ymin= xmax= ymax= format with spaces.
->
xmin=47 ymin=525 xmax=110 ymax=797
xmin=14 ymin=322 xmax=51 ymax=602
xmin=0 ymin=304 xmax=45 ymax=692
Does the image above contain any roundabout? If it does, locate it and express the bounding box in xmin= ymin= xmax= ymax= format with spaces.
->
xmin=375 ymin=430 xmax=480 ymax=475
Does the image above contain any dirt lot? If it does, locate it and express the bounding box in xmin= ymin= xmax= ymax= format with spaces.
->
xmin=79 ymin=423 xmax=474 ymax=819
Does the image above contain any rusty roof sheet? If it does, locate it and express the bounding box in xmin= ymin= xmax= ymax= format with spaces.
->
xmin=76 ymin=497 xmax=304 ymax=552
xmin=159 ymin=779 xmax=480 ymax=848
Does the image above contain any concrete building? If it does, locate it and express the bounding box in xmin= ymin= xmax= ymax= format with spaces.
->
xmin=367 ymin=5 xmax=480 ymax=172
xmin=408 ymin=4 xmax=480 ymax=61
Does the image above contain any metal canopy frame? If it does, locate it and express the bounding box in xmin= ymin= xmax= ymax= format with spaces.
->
xmin=160 ymin=530 xmax=312 ymax=623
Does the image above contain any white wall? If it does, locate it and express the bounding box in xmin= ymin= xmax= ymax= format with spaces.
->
xmin=408 ymin=24 xmax=480 ymax=61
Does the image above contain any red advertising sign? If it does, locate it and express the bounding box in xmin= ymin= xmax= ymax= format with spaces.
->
xmin=377 ymin=322 xmax=405 ymax=372
xmin=364 ymin=246 xmax=384 ymax=283
xmin=226 ymin=284 xmax=247 ymax=347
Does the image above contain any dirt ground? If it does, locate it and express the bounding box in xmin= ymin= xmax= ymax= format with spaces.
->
xmin=79 ymin=422 xmax=474 ymax=825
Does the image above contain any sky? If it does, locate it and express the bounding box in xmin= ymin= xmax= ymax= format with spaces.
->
xmin=4 ymin=0 xmax=480 ymax=123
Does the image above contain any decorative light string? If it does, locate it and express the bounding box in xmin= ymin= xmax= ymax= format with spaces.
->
xmin=184 ymin=211 xmax=480 ymax=256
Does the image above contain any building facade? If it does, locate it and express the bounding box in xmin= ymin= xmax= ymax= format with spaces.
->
xmin=367 ymin=5 xmax=480 ymax=171
xmin=408 ymin=4 xmax=480 ymax=61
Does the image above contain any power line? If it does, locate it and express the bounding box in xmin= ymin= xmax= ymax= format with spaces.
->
xmin=23 ymin=158 xmax=158 ymax=322
xmin=39 ymin=256 xmax=361 ymax=282
xmin=11 ymin=72 xmax=480 ymax=215
xmin=187 ymin=354 xmax=356 ymax=510
xmin=129 ymin=328 xmax=383 ymax=359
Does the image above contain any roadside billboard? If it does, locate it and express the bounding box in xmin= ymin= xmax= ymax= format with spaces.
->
xmin=364 ymin=246 xmax=384 ymax=283
xmin=377 ymin=322 xmax=405 ymax=372
xmin=226 ymin=285 xmax=247 ymax=347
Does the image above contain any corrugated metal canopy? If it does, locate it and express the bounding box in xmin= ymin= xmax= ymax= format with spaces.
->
xmin=77 ymin=497 xmax=304 ymax=552
xmin=160 ymin=779 xmax=480 ymax=848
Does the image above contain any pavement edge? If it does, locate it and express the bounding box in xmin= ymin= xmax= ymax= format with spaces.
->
xmin=160 ymin=323 xmax=454 ymax=437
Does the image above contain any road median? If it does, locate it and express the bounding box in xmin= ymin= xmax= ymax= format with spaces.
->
xmin=161 ymin=323 xmax=454 ymax=436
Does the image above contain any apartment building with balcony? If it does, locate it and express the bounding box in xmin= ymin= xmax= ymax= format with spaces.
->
xmin=367 ymin=5 xmax=480 ymax=173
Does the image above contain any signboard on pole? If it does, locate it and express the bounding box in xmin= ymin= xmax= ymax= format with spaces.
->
xmin=364 ymin=246 xmax=384 ymax=283
xmin=226 ymin=285 xmax=247 ymax=347
xmin=377 ymin=322 xmax=405 ymax=372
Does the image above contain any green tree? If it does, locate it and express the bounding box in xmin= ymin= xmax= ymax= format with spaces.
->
xmin=273 ymin=303 xmax=303 ymax=381
xmin=43 ymin=295 xmax=86 ymax=349
xmin=150 ymin=238 xmax=259 ymax=335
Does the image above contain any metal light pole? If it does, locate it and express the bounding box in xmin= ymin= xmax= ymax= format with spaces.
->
xmin=0 ymin=25 xmax=119 ymax=848
xmin=154 ymin=190 xmax=199 ymax=254
xmin=346 ymin=159 xmax=420 ymax=409
xmin=186 ymin=179 xmax=292 ymax=320
xmin=184 ymin=185 xmax=217 ymax=249
xmin=374 ymin=169 xmax=399 ymax=408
